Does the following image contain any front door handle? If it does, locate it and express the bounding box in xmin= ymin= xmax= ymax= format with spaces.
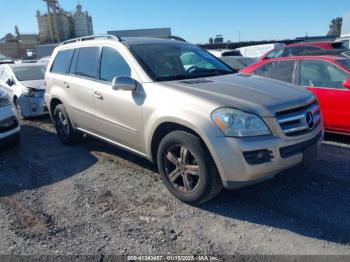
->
xmin=94 ymin=91 xmax=103 ymax=100
xmin=63 ymin=82 xmax=70 ymax=88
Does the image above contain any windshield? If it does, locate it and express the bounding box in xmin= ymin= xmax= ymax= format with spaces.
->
xmin=130 ymin=43 xmax=234 ymax=81
xmin=13 ymin=66 xmax=46 ymax=81
xmin=221 ymin=57 xmax=257 ymax=70
xmin=337 ymin=59 xmax=350 ymax=71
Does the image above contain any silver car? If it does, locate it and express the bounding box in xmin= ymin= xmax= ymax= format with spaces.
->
xmin=45 ymin=35 xmax=324 ymax=204
xmin=0 ymin=89 xmax=20 ymax=147
xmin=0 ymin=63 xmax=48 ymax=118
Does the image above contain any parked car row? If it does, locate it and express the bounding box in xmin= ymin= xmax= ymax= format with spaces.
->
xmin=261 ymin=41 xmax=347 ymax=60
xmin=1 ymin=36 xmax=348 ymax=205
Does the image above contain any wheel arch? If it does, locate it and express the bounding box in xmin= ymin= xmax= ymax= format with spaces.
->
xmin=49 ymin=97 xmax=63 ymax=120
xmin=150 ymin=120 xmax=212 ymax=164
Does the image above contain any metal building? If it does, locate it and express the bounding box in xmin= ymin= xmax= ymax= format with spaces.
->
xmin=73 ymin=3 xmax=93 ymax=37
xmin=37 ymin=1 xmax=93 ymax=43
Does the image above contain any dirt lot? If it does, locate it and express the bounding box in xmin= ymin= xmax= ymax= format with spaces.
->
xmin=0 ymin=117 xmax=350 ymax=257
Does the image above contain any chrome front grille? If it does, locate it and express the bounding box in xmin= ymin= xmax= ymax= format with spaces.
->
xmin=276 ymin=102 xmax=321 ymax=136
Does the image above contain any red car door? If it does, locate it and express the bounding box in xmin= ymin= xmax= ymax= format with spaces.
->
xmin=299 ymin=60 xmax=350 ymax=134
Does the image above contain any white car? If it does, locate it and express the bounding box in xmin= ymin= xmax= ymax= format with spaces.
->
xmin=37 ymin=56 xmax=51 ymax=64
xmin=0 ymin=88 xmax=20 ymax=147
xmin=236 ymin=43 xmax=285 ymax=58
xmin=0 ymin=63 xmax=48 ymax=118
xmin=207 ymin=49 xmax=242 ymax=57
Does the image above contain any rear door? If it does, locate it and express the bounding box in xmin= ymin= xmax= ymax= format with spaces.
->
xmin=66 ymin=46 xmax=100 ymax=131
xmin=297 ymin=60 xmax=350 ymax=133
xmin=92 ymin=46 xmax=144 ymax=152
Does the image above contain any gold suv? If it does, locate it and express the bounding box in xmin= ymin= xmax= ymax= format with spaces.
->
xmin=45 ymin=35 xmax=324 ymax=204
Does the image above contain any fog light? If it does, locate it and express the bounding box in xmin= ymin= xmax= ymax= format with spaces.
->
xmin=243 ymin=149 xmax=273 ymax=165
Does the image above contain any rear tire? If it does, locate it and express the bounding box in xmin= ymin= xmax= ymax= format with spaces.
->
xmin=157 ymin=131 xmax=223 ymax=205
xmin=53 ymin=104 xmax=83 ymax=145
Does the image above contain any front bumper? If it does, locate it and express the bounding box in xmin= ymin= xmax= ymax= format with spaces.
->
xmin=18 ymin=95 xmax=49 ymax=117
xmin=0 ymin=104 xmax=20 ymax=145
xmin=207 ymin=124 xmax=324 ymax=189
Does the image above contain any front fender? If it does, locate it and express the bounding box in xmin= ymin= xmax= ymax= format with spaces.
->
xmin=144 ymin=105 xmax=224 ymax=169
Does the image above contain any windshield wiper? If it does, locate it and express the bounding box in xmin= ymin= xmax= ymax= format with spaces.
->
xmin=156 ymin=70 xmax=234 ymax=82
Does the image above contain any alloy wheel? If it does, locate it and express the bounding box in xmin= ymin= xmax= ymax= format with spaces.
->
xmin=56 ymin=111 xmax=69 ymax=137
xmin=164 ymin=145 xmax=201 ymax=193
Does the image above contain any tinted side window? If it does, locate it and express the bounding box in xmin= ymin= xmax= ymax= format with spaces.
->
xmin=69 ymin=49 xmax=79 ymax=74
xmin=284 ymin=46 xmax=307 ymax=57
xmin=300 ymin=60 xmax=349 ymax=89
xmin=51 ymin=49 xmax=74 ymax=74
xmin=266 ymin=49 xmax=284 ymax=59
xmin=75 ymin=47 xmax=100 ymax=78
xmin=254 ymin=61 xmax=295 ymax=83
xmin=99 ymin=47 xmax=131 ymax=82
xmin=305 ymin=46 xmax=321 ymax=52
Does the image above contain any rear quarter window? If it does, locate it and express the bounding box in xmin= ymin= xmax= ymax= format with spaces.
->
xmin=51 ymin=49 xmax=74 ymax=74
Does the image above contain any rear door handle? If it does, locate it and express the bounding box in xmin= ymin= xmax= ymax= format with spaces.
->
xmin=63 ymin=82 xmax=70 ymax=88
xmin=94 ymin=91 xmax=103 ymax=100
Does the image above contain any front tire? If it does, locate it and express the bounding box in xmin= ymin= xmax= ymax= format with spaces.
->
xmin=53 ymin=104 xmax=83 ymax=145
xmin=157 ymin=131 xmax=222 ymax=205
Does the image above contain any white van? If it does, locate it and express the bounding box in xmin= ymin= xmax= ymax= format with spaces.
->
xmin=236 ymin=43 xmax=285 ymax=58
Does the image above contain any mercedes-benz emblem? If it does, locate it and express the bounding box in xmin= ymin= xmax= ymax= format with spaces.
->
xmin=305 ymin=111 xmax=315 ymax=129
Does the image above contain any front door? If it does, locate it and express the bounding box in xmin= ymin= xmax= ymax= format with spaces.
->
xmin=92 ymin=46 xmax=144 ymax=152
xmin=298 ymin=60 xmax=350 ymax=133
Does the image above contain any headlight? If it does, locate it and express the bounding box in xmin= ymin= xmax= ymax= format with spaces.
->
xmin=0 ymin=94 xmax=12 ymax=107
xmin=211 ymin=108 xmax=271 ymax=137
xmin=22 ymin=87 xmax=36 ymax=97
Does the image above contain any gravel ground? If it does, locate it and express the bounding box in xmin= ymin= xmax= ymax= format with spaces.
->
xmin=0 ymin=117 xmax=349 ymax=258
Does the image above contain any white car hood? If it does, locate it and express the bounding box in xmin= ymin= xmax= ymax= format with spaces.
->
xmin=21 ymin=80 xmax=45 ymax=90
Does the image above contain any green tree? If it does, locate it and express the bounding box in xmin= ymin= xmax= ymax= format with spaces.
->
xmin=209 ymin=37 xmax=214 ymax=44
xmin=327 ymin=17 xmax=342 ymax=37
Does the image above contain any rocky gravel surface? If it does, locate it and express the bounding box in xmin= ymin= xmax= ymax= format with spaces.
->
xmin=0 ymin=117 xmax=349 ymax=259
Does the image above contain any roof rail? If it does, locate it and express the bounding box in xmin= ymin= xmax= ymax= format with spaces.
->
xmin=61 ymin=34 xmax=121 ymax=45
xmin=167 ymin=36 xmax=187 ymax=42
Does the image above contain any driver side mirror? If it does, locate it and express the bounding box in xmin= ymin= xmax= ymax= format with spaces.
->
xmin=343 ymin=79 xmax=350 ymax=90
xmin=6 ymin=78 xmax=14 ymax=86
xmin=112 ymin=76 xmax=137 ymax=91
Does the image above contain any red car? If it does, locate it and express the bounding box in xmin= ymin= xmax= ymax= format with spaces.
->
xmin=240 ymin=56 xmax=350 ymax=135
xmin=261 ymin=41 xmax=347 ymax=60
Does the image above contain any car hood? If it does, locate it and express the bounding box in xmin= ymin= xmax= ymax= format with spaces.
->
xmin=21 ymin=80 xmax=45 ymax=90
xmin=163 ymin=74 xmax=315 ymax=117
